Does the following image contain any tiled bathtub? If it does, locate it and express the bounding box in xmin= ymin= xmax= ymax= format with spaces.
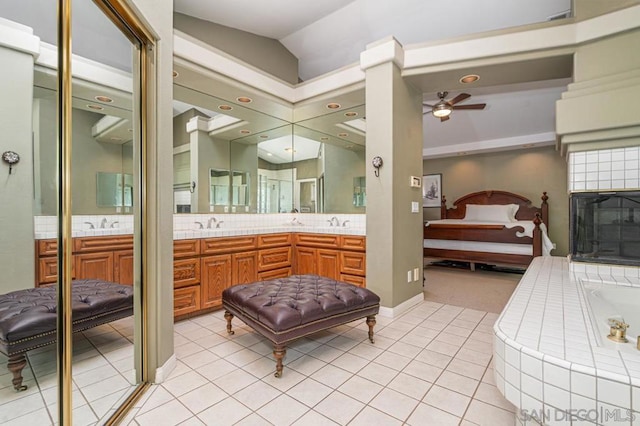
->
xmin=493 ymin=256 xmax=640 ymax=425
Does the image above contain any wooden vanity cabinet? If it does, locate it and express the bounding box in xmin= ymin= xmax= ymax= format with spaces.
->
xmin=36 ymin=235 xmax=133 ymax=287
xmin=201 ymin=254 xmax=232 ymax=310
xmin=173 ymin=239 xmax=201 ymax=316
xmin=293 ymin=234 xmax=342 ymax=280
xmin=257 ymin=233 xmax=292 ymax=280
xmin=338 ymin=235 xmax=366 ymax=287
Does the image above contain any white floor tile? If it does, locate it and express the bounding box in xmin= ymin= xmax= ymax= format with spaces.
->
xmin=423 ymin=385 xmax=471 ymax=417
xmin=473 ymin=382 xmax=516 ymax=412
xmin=233 ymin=381 xmax=281 ymax=411
xmin=463 ymin=399 xmax=515 ymax=426
xmin=337 ymin=375 xmax=383 ymax=404
xmin=387 ymin=372 xmax=433 ymax=401
xmin=357 ymin=362 xmax=398 ymax=386
xmin=288 ymin=378 xmax=333 ymax=407
xmin=256 ymin=394 xmax=309 ymax=426
xmin=196 ymin=396 xmax=252 ymax=425
xmin=163 ymin=371 xmax=209 ymax=398
xmin=291 ymin=409 xmax=338 ymax=425
xmin=369 ymin=388 xmax=420 ymax=422
xmin=403 ymin=359 xmax=443 ymax=383
xmin=232 ymin=413 xmax=272 ymax=426
xmin=287 ymin=355 xmax=327 ymax=376
xmin=330 ymin=352 xmax=369 ymax=373
xmin=310 ymin=365 xmax=353 ymax=389
xmin=178 ymin=382 xmax=228 ymax=414
xmin=214 ymin=369 xmax=258 ymax=395
xmin=435 ymin=370 xmax=480 ymax=396
xmin=406 ymin=402 xmax=461 ymax=426
xmin=1 ymin=407 xmax=52 ymax=426
xmin=314 ymin=392 xmax=364 ymax=425
xmin=348 ymin=406 xmax=403 ymax=426
xmin=135 ymin=399 xmax=192 ymax=426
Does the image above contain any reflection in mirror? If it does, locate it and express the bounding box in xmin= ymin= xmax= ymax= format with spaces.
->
xmin=353 ymin=176 xmax=366 ymax=207
xmin=97 ymin=172 xmax=134 ymax=207
xmin=209 ymin=168 xmax=230 ymax=207
xmin=254 ymin=126 xmax=294 ymax=213
xmin=232 ymin=170 xmax=250 ymax=208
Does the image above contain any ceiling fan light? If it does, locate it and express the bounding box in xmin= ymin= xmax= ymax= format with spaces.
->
xmin=432 ymin=103 xmax=452 ymax=118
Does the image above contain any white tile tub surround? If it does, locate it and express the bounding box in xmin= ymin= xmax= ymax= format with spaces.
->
xmin=34 ymin=215 xmax=134 ymax=239
xmin=172 ymin=213 xmax=366 ymax=240
xmin=493 ymin=257 xmax=640 ymax=426
xmin=569 ymin=146 xmax=640 ymax=192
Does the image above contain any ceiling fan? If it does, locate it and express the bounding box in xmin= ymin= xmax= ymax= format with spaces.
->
xmin=423 ymin=91 xmax=486 ymax=122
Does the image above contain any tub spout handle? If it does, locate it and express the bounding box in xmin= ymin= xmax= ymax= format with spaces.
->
xmin=607 ymin=319 xmax=629 ymax=343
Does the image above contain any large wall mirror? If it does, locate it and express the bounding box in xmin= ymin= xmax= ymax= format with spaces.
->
xmin=0 ymin=1 xmax=148 ymax=423
xmin=172 ymin=61 xmax=366 ymax=215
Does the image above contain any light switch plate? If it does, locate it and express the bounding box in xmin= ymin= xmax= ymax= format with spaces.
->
xmin=413 ymin=268 xmax=420 ymax=281
xmin=411 ymin=201 xmax=419 ymax=213
xmin=407 ymin=271 xmax=412 ymax=282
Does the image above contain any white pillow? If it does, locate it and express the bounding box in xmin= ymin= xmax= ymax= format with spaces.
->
xmin=464 ymin=204 xmax=519 ymax=223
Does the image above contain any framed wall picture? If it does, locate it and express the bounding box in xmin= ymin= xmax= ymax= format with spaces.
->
xmin=422 ymin=173 xmax=442 ymax=207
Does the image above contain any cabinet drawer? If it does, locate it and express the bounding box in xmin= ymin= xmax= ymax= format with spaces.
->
xmin=74 ymin=235 xmax=133 ymax=253
xmin=258 ymin=247 xmax=292 ymax=272
xmin=258 ymin=267 xmax=292 ymax=281
xmin=340 ymin=235 xmax=366 ymax=252
xmin=174 ymin=239 xmax=200 ymax=258
xmin=38 ymin=239 xmax=58 ymax=256
xmin=340 ymin=274 xmax=366 ymax=288
xmin=295 ymin=233 xmax=339 ymax=248
xmin=201 ymin=236 xmax=257 ymax=255
xmin=258 ymin=233 xmax=292 ymax=248
xmin=174 ymin=257 xmax=201 ymax=288
xmin=340 ymin=251 xmax=366 ymax=276
xmin=174 ymin=285 xmax=201 ymax=317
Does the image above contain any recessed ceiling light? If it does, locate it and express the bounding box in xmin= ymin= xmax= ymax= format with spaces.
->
xmin=320 ymin=137 xmax=329 ymax=141
xmin=94 ymin=95 xmax=113 ymax=103
xmin=87 ymin=104 xmax=103 ymax=111
xmin=260 ymin=135 xmax=269 ymax=139
xmin=239 ymin=129 xmax=251 ymax=134
xmin=236 ymin=97 xmax=252 ymax=103
xmin=218 ymin=105 xmax=233 ymax=111
xmin=337 ymin=132 xmax=348 ymax=137
xmin=344 ymin=112 xmax=357 ymax=117
xmin=326 ymin=103 xmax=341 ymax=109
xmin=266 ymin=152 xmax=272 ymax=156
xmin=172 ymin=70 xmax=179 ymax=78
xmin=459 ymin=74 xmax=480 ymax=84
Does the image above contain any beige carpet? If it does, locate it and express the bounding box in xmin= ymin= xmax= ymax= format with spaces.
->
xmin=423 ymin=265 xmax=522 ymax=313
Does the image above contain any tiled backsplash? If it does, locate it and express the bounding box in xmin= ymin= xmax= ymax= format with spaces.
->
xmin=568 ymin=146 xmax=640 ymax=191
xmin=34 ymin=213 xmax=365 ymax=238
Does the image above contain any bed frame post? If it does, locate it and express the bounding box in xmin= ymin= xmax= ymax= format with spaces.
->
xmin=532 ymin=213 xmax=542 ymax=257
xmin=541 ymin=192 xmax=549 ymax=228
xmin=440 ymin=195 xmax=447 ymax=219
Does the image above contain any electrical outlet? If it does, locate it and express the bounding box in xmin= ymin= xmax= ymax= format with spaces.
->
xmin=407 ymin=270 xmax=412 ymax=283
xmin=413 ymin=267 xmax=420 ymax=281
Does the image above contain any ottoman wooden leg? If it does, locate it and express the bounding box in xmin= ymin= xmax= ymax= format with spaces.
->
xmin=273 ymin=344 xmax=286 ymax=378
xmin=366 ymin=315 xmax=376 ymax=344
xmin=8 ymin=354 xmax=28 ymax=391
xmin=224 ymin=310 xmax=235 ymax=335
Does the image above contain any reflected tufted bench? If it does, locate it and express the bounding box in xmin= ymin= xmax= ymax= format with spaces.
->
xmin=222 ymin=274 xmax=380 ymax=377
xmin=0 ymin=279 xmax=133 ymax=391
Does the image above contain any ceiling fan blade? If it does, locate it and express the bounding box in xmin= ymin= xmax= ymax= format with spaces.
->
xmin=448 ymin=93 xmax=471 ymax=105
xmin=422 ymin=103 xmax=434 ymax=108
xmin=440 ymin=115 xmax=450 ymax=122
xmin=453 ymin=103 xmax=486 ymax=110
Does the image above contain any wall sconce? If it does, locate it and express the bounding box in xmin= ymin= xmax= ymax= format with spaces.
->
xmin=372 ymin=156 xmax=383 ymax=177
xmin=190 ymin=181 xmax=196 ymax=193
xmin=2 ymin=151 xmax=20 ymax=174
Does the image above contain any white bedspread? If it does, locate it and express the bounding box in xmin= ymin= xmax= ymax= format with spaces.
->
xmin=424 ymin=219 xmax=554 ymax=256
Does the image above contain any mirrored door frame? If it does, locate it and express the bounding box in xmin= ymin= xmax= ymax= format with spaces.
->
xmin=57 ymin=0 xmax=155 ymax=424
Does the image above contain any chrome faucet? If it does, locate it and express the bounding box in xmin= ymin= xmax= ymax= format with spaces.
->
xmin=194 ymin=221 xmax=204 ymax=229
xmin=110 ymin=221 xmax=119 ymax=228
xmin=100 ymin=217 xmax=108 ymax=229
xmin=342 ymin=220 xmax=350 ymax=227
xmin=207 ymin=217 xmax=222 ymax=229
xmin=84 ymin=221 xmax=95 ymax=230
xmin=329 ymin=216 xmax=340 ymax=227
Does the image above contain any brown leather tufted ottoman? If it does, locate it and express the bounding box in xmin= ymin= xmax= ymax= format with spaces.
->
xmin=0 ymin=279 xmax=133 ymax=391
xmin=222 ymin=274 xmax=380 ymax=377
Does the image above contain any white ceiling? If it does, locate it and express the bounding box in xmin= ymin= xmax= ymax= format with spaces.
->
xmin=174 ymin=0 xmax=574 ymax=157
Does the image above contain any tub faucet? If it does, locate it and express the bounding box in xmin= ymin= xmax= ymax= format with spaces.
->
xmin=100 ymin=217 xmax=108 ymax=229
xmin=84 ymin=221 xmax=95 ymax=230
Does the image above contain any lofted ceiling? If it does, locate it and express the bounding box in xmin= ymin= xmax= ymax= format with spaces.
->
xmin=174 ymin=0 xmax=574 ymax=158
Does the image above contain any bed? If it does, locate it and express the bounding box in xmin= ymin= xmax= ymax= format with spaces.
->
xmin=423 ymin=190 xmax=552 ymax=269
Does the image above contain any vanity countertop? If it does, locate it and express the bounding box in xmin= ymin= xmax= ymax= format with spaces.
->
xmin=493 ymin=256 xmax=640 ymax=419
xmin=34 ymin=225 xmax=366 ymax=240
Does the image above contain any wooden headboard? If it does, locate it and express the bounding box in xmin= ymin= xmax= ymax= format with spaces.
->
xmin=440 ymin=190 xmax=549 ymax=226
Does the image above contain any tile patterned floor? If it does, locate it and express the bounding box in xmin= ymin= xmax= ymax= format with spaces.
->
xmin=121 ymin=301 xmax=516 ymax=426
xmin=0 ymin=317 xmax=136 ymax=425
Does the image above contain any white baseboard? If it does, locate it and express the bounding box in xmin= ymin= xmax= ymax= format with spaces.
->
xmin=154 ymin=353 xmax=177 ymax=383
xmin=378 ymin=292 xmax=424 ymax=318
